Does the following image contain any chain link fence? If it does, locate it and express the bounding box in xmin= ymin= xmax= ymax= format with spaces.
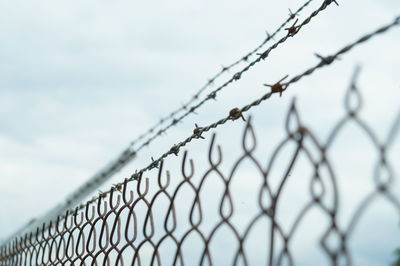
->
xmin=1 ymin=76 xmax=399 ymax=265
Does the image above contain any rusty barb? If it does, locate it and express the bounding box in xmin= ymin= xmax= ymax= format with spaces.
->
xmin=193 ymin=124 xmax=205 ymax=139
xmin=285 ymin=19 xmax=299 ymax=36
xmin=263 ymin=75 xmax=289 ymax=97
xmin=113 ymin=183 xmax=123 ymax=191
xmin=98 ymin=191 xmax=107 ymax=199
xmin=229 ymin=108 xmax=246 ymax=121
xmin=288 ymin=8 xmax=298 ymax=20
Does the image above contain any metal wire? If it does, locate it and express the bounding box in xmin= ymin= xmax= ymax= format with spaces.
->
xmin=1 ymin=66 xmax=399 ymax=265
xmin=29 ymin=12 xmax=398 ymax=230
xmin=3 ymin=0 xmax=325 ymax=244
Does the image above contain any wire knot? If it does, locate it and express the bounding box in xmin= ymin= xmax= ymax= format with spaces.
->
xmin=170 ymin=145 xmax=180 ymax=156
xmin=285 ymin=19 xmax=299 ymax=36
xmin=150 ymin=157 xmax=159 ymax=169
xmin=130 ymin=170 xmax=140 ymax=180
xmin=114 ymin=183 xmax=123 ymax=191
xmin=229 ymin=108 xmax=246 ymax=121
xmin=189 ymin=106 xmax=197 ymax=114
xmin=207 ymin=92 xmax=217 ymax=100
xmin=315 ymin=53 xmax=338 ymax=65
xmin=193 ymin=124 xmax=205 ymax=139
xmin=233 ymin=72 xmax=241 ymax=81
xmin=263 ymin=75 xmax=289 ymax=97
xmin=288 ymin=8 xmax=298 ymax=20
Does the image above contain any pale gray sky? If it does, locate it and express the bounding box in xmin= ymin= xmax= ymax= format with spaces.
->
xmin=0 ymin=0 xmax=399 ymax=265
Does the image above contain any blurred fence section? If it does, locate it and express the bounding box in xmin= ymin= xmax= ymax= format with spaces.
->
xmin=1 ymin=78 xmax=399 ymax=266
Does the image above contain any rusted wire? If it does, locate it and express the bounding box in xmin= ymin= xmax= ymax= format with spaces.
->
xmin=1 ymin=67 xmax=398 ymax=265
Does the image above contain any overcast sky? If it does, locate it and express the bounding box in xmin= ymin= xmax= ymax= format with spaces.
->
xmin=0 ymin=0 xmax=399 ymax=265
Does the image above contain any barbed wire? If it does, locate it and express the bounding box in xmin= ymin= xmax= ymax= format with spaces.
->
xmin=100 ymin=0 xmax=335 ymax=184
xmin=0 ymin=0 xmax=321 ymax=244
xmin=68 ymin=0 xmax=318 ymax=190
xmin=125 ymin=0 xmax=335 ymax=159
xmin=55 ymin=0 xmax=318 ymax=207
xmin=124 ymin=0 xmax=315 ymax=150
xmin=71 ymin=14 xmax=400 ymax=219
xmin=23 ymin=0 xmax=340 ymax=235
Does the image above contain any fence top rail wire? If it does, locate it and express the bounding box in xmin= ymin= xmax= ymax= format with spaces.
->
xmin=3 ymin=0 xmax=327 ymax=244
xmin=4 ymin=13 xmax=398 ymax=248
